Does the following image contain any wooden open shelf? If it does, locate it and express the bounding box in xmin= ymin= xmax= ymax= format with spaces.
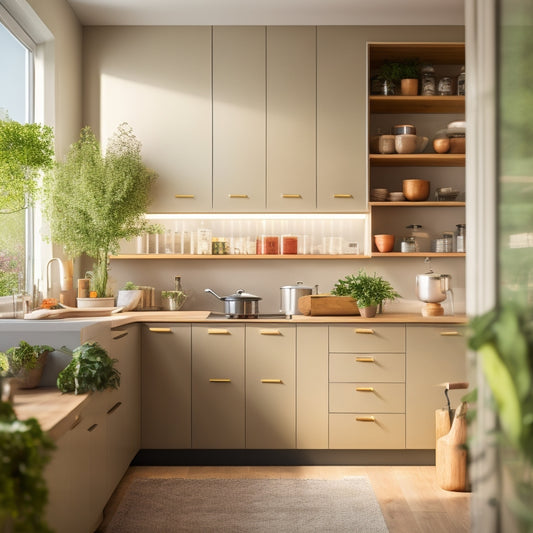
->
xmin=371 ymin=252 xmax=465 ymax=258
xmin=110 ymin=254 xmax=372 ymax=260
xmin=370 ymin=201 xmax=465 ymax=207
xmin=368 ymin=42 xmax=465 ymax=66
xmin=369 ymin=95 xmax=464 ymax=114
xmin=369 ymin=154 xmax=465 ymax=167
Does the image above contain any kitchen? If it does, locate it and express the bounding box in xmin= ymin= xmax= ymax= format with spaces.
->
xmin=0 ymin=0 xmax=516 ymax=532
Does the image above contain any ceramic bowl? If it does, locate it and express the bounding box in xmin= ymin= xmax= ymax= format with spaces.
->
xmin=374 ymin=234 xmax=395 ymax=253
xmin=402 ymin=179 xmax=430 ymax=201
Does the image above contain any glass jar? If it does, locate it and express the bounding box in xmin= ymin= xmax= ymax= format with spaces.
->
xmin=454 ymin=224 xmax=466 ymax=252
xmin=405 ymin=224 xmax=423 ymax=252
xmin=457 ymin=65 xmax=465 ymax=96
xmin=437 ymin=76 xmax=453 ymax=96
xmin=421 ymin=65 xmax=436 ymax=96
xmin=401 ymin=236 xmax=416 ymax=253
xmin=442 ymin=231 xmax=454 ymax=252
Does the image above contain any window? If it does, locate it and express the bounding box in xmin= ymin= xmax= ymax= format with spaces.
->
xmin=0 ymin=12 xmax=36 ymax=301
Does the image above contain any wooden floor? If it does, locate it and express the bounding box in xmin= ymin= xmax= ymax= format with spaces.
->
xmin=99 ymin=465 xmax=471 ymax=533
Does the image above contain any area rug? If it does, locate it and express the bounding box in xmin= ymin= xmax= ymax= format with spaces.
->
xmin=105 ymin=477 xmax=389 ymax=532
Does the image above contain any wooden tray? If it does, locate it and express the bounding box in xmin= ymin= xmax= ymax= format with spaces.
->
xmin=298 ymin=295 xmax=359 ymax=316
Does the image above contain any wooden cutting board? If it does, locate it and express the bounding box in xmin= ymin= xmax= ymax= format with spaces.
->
xmin=24 ymin=306 xmax=123 ymax=320
xmin=298 ymin=295 xmax=359 ymax=316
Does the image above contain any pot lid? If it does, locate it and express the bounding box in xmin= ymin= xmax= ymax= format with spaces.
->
xmin=280 ymin=281 xmax=314 ymax=290
xmin=225 ymin=289 xmax=262 ymax=301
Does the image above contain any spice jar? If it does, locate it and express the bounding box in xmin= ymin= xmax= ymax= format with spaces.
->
xmin=437 ymin=76 xmax=453 ymax=96
xmin=401 ymin=237 xmax=416 ymax=253
xmin=457 ymin=65 xmax=465 ymax=96
xmin=421 ymin=65 xmax=436 ymax=96
xmin=454 ymin=224 xmax=466 ymax=252
xmin=406 ymin=224 xmax=423 ymax=252
xmin=281 ymin=235 xmax=298 ymax=255
xmin=257 ymin=235 xmax=279 ymax=255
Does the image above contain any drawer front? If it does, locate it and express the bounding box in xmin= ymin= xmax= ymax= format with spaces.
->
xmin=329 ymin=383 xmax=405 ymax=413
xmin=329 ymin=413 xmax=405 ymax=449
xmin=329 ymin=325 xmax=405 ymax=353
xmin=329 ymin=353 xmax=405 ymax=382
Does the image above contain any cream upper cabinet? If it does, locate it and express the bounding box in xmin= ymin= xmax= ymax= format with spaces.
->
xmin=317 ymin=27 xmax=367 ymax=211
xmin=266 ymin=27 xmax=317 ymax=212
xmin=405 ymin=325 xmax=467 ymax=449
xmin=213 ymin=27 xmax=266 ymax=212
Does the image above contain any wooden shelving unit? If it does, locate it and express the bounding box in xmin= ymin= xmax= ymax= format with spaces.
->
xmin=110 ymin=254 xmax=372 ymax=260
xmin=369 ymin=154 xmax=465 ymax=167
xmin=369 ymin=95 xmax=464 ymax=114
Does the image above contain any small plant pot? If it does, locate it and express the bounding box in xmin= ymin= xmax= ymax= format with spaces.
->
xmin=77 ymin=297 xmax=115 ymax=308
xmin=374 ymin=234 xmax=395 ymax=253
xmin=401 ymin=78 xmax=419 ymax=96
xmin=358 ymin=305 xmax=378 ymax=318
xmin=116 ymin=290 xmax=143 ymax=311
xmin=12 ymin=351 xmax=49 ymax=389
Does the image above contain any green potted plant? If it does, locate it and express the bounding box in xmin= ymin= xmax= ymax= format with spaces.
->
xmin=0 ymin=341 xmax=53 ymax=389
xmin=41 ymin=123 xmax=157 ymax=303
xmin=331 ymin=270 xmax=400 ymax=318
xmin=116 ymin=281 xmax=143 ymax=311
xmin=377 ymin=61 xmax=403 ymax=95
xmin=161 ymin=290 xmax=187 ymax=311
xmin=398 ymin=58 xmax=421 ymax=96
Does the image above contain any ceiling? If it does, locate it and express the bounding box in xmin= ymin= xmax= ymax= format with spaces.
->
xmin=66 ymin=0 xmax=465 ymax=26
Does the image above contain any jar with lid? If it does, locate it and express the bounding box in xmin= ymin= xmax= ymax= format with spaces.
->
xmin=457 ymin=65 xmax=465 ymax=96
xmin=437 ymin=76 xmax=453 ymax=96
xmin=401 ymin=236 xmax=416 ymax=253
xmin=405 ymin=224 xmax=423 ymax=252
xmin=421 ymin=65 xmax=436 ymax=96
xmin=454 ymin=224 xmax=466 ymax=252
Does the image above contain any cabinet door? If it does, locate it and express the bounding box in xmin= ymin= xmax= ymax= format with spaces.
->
xmin=141 ymin=324 xmax=191 ymax=448
xmin=406 ymin=325 xmax=467 ymax=449
xmin=296 ymin=325 xmax=328 ymax=449
xmin=246 ymin=325 xmax=296 ymax=448
xmin=317 ymin=27 xmax=367 ymax=211
xmin=213 ymin=27 xmax=266 ymax=212
xmin=191 ymin=324 xmax=245 ymax=448
xmin=267 ymin=27 xmax=316 ymax=212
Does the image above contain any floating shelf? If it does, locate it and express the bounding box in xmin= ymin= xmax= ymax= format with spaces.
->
xmin=370 ymin=201 xmax=465 ymax=207
xmin=371 ymin=252 xmax=465 ymax=258
xmin=369 ymin=95 xmax=464 ymax=114
xmin=369 ymin=154 xmax=465 ymax=167
xmin=110 ymin=254 xmax=372 ymax=260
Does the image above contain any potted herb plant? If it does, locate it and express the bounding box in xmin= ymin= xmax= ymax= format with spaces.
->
xmin=161 ymin=290 xmax=187 ymax=311
xmin=116 ymin=281 xmax=143 ymax=311
xmin=0 ymin=341 xmax=53 ymax=389
xmin=42 ymin=123 xmax=157 ymax=303
xmin=377 ymin=61 xmax=403 ymax=95
xmin=398 ymin=58 xmax=421 ymax=96
xmin=331 ymin=270 xmax=400 ymax=318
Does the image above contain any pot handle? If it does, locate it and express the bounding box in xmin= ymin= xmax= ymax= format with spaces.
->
xmin=204 ymin=288 xmax=225 ymax=301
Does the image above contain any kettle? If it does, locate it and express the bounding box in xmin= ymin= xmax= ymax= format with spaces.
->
xmin=280 ymin=281 xmax=318 ymax=318
xmin=416 ymin=261 xmax=454 ymax=316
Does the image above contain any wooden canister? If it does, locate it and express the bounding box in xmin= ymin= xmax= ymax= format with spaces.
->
xmin=77 ymin=278 xmax=90 ymax=299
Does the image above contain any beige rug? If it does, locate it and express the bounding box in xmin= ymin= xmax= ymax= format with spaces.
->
xmin=105 ymin=477 xmax=389 ymax=532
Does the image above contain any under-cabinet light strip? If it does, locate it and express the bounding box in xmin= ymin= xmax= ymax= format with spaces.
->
xmin=145 ymin=213 xmax=367 ymax=220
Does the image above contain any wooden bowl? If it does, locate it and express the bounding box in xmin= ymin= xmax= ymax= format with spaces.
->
xmin=374 ymin=234 xmax=395 ymax=253
xmin=402 ymin=179 xmax=430 ymax=201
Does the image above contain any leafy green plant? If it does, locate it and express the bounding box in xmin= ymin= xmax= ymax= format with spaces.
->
xmin=57 ymin=342 xmax=120 ymax=395
xmin=42 ymin=123 xmax=157 ymax=297
xmin=377 ymin=61 xmax=403 ymax=83
xmin=0 ymin=118 xmax=54 ymax=214
xmin=331 ymin=270 xmax=400 ymax=309
xmin=0 ymin=399 xmax=55 ymax=533
xmin=1 ymin=341 xmax=53 ymax=375
xmin=398 ymin=58 xmax=420 ymax=79
xmin=122 ymin=281 xmax=138 ymax=290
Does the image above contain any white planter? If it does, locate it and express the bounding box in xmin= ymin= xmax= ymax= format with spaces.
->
xmin=116 ymin=290 xmax=142 ymax=311
xmin=76 ymin=297 xmax=115 ymax=308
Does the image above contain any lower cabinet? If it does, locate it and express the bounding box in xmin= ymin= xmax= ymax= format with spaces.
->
xmin=405 ymin=325 xmax=468 ymax=449
xmin=246 ymin=325 xmax=296 ymax=448
xmin=141 ymin=323 xmax=191 ymax=448
xmin=191 ymin=324 xmax=245 ymax=448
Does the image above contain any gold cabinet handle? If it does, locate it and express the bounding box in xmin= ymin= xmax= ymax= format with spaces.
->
xmin=259 ymin=329 xmax=282 ymax=335
xmin=209 ymin=378 xmax=232 ymax=383
xmin=333 ymin=194 xmax=353 ymax=199
xmin=281 ymin=194 xmax=302 ymax=199
xmin=149 ymin=327 xmax=171 ymax=333
xmin=175 ymin=194 xmax=195 ymax=199
xmin=355 ymin=357 xmax=375 ymax=363
xmin=440 ymin=331 xmax=461 ymax=336
xmin=112 ymin=330 xmax=128 ymax=340
xmin=356 ymin=387 xmax=375 ymax=392
xmin=228 ymin=194 xmax=249 ymax=199
xmin=356 ymin=416 xmax=376 ymax=422
xmin=261 ymin=379 xmax=283 ymax=384
xmin=355 ymin=328 xmax=375 ymax=335
xmin=107 ymin=401 xmax=123 ymax=415
xmin=208 ymin=328 xmax=231 ymax=335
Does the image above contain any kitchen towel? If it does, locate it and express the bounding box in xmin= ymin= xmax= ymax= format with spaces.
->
xmin=104 ymin=477 xmax=389 ymax=532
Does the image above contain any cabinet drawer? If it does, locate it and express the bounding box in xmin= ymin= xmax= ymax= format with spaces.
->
xmin=329 ymin=353 xmax=405 ymax=382
xmin=329 ymin=383 xmax=405 ymax=413
xmin=329 ymin=325 xmax=405 ymax=353
xmin=329 ymin=413 xmax=405 ymax=449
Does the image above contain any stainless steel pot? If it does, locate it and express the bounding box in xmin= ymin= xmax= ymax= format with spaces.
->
xmin=205 ymin=288 xmax=261 ymax=318
xmin=279 ymin=281 xmax=318 ymax=318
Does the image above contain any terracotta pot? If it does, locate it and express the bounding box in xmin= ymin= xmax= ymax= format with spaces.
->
xmin=403 ymin=179 xmax=430 ymax=201
xmin=358 ymin=305 xmax=378 ymax=318
xmin=401 ymin=78 xmax=418 ymax=96
xmin=374 ymin=234 xmax=395 ymax=253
